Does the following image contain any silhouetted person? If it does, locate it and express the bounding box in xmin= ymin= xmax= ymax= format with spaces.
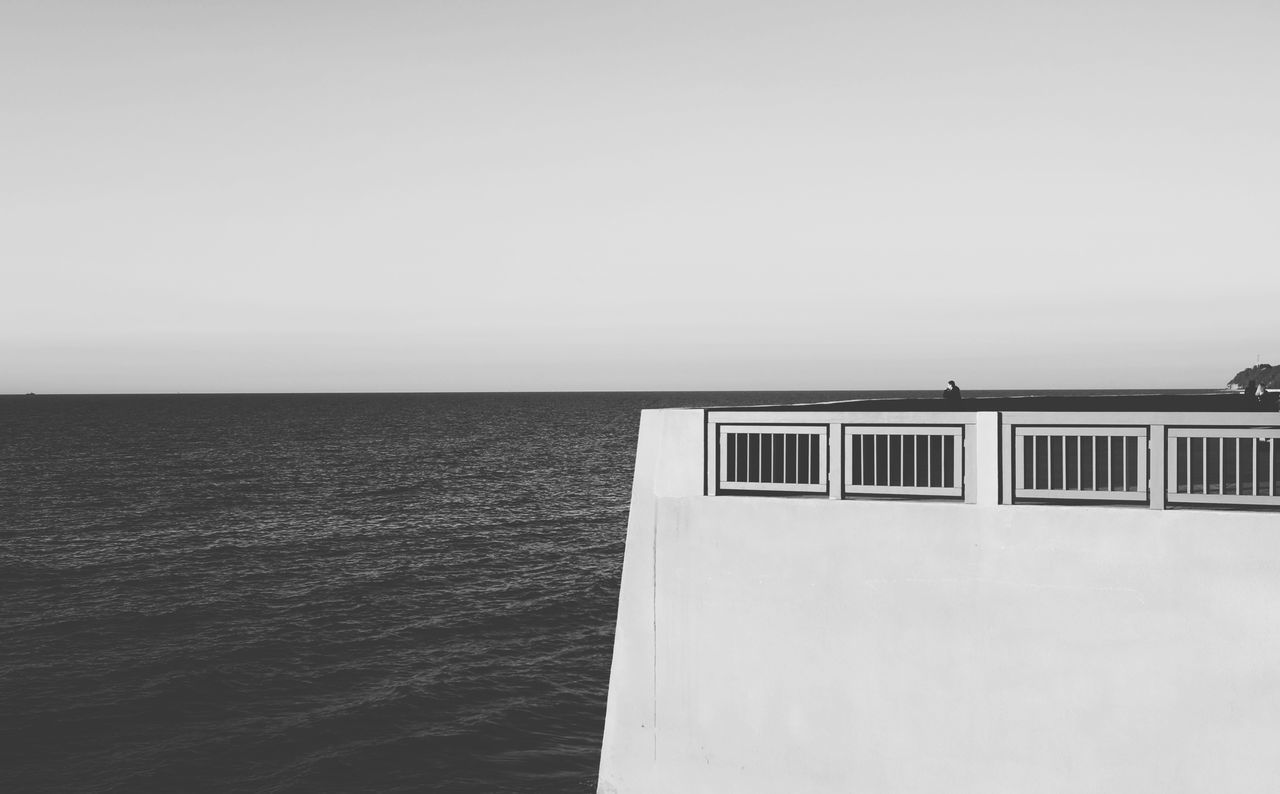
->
xmin=1257 ymin=381 xmax=1268 ymax=407
xmin=943 ymin=380 xmax=961 ymax=403
xmin=1245 ymin=380 xmax=1257 ymax=404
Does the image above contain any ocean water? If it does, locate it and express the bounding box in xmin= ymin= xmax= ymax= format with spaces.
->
xmin=1 ymin=391 xmax=891 ymax=793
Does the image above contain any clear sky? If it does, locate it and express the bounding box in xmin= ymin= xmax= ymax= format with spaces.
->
xmin=4 ymin=0 xmax=1279 ymax=393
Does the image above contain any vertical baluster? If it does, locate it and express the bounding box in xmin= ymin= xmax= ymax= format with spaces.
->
xmin=1105 ymin=435 xmax=1113 ymax=491
xmin=1218 ymin=437 xmax=1224 ymax=496
xmin=1182 ymin=436 xmax=1189 ymax=494
xmin=1253 ymin=437 xmax=1259 ymax=496
xmin=1058 ymin=435 xmax=1065 ymax=491
xmin=1076 ymin=436 xmax=1081 ymax=492
xmin=927 ymin=434 xmax=932 ymax=487
xmin=806 ymin=432 xmax=815 ymax=485
xmin=1269 ymin=436 xmax=1275 ymax=497
xmin=732 ymin=432 xmax=739 ymax=484
xmin=1032 ymin=436 xmax=1038 ymax=491
xmin=1236 ymin=438 xmax=1241 ymax=496
xmin=1191 ymin=435 xmax=1198 ymax=495
xmin=855 ymin=433 xmax=863 ymax=487
xmin=729 ymin=432 xmax=737 ymax=483
xmin=1122 ymin=435 xmax=1128 ymax=492
xmin=1090 ymin=436 xmax=1097 ymax=491
xmin=1047 ymin=436 xmax=1054 ymax=491
xmin=1198 ymin=437 xmax=1208 ymax=494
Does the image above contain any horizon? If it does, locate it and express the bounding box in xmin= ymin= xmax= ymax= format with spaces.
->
xmin=1 ymin=385 xmax=1235 ymax=397
xmin=6 ymin=1 xmax=1280 ymax=393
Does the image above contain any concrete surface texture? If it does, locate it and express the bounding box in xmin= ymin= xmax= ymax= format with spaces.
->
xmin=598 ymin=409 xmax=1280 ymax=794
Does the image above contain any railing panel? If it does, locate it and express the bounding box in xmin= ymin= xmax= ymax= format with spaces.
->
xmin=718 ymin=424 xmax=828 ymax=494
xmin=1013 ymin=426 xmax=1148 ymax=503
xmin=843 ymin=425 xmax=963 ymax=497
xmin=1167 ymin=428 xmax=1280 ymax=507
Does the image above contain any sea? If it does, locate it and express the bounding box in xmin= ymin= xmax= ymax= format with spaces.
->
xmin=2 ymin=390 xmax=921 ymax=793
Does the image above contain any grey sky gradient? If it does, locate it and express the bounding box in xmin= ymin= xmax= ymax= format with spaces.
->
xmin=5 ymin=0 xmax=1279 ymax=392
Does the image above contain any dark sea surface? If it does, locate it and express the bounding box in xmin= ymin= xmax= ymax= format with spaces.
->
xmin=1 ymin=390 xmax=920 ymax=793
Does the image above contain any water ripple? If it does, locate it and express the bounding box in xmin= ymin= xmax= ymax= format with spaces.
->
xmin=0 ymin=390 xmax=876 ymax=792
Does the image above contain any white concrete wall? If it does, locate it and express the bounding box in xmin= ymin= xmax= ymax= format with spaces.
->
xmin=599 ymin=409 xmax=1280 ymax=794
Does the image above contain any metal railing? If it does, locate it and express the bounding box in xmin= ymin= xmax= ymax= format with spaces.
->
xmin=843 ymin=426 xmax=963 ymax=498
xmin=1167 ymin=428 xmax=1280 ymax=507
xmin=706 ymin=410 xmax=1280 ymax=510
xmin=1013 ymin=426 xmax=1148 ymax=502
xmin=718 ymin=424 xmax=827 ymax=494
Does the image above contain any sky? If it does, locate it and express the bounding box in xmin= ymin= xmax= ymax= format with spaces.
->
xmin=4 ymin=0 xmax=1279 ymax=393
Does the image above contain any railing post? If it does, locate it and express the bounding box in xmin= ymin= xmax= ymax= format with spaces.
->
xmin=1000 ymin=414 xmax=1013 ymax=504
xmin=828 ymin=423 xmax=842 ymax=499
xmin=963 ymin=421 xmax=977 ymax=504
xmin=976 ymin=412 xmax=1001 ymax=506
xmin=1149 ymin=425 xmax=1166 ymax=509
xmin=706 ymin=419 xmax=718 ymax=496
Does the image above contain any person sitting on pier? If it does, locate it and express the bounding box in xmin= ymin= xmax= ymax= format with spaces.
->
xmin=943 ymin=380 xmax=962 ymax=403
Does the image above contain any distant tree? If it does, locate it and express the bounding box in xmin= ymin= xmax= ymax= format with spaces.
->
xmin=1228 ymin=364 xmax=1278 ymax=390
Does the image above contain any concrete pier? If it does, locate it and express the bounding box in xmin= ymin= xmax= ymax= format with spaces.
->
xmin=599 ymin=405 xmax=1280 ymax=793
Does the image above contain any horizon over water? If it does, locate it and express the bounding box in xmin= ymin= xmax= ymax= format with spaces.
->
xmin=6 ymin=387 xmax=1217 ymax=396
xmin=0 ymin=389 xmax=1208 ymax=792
